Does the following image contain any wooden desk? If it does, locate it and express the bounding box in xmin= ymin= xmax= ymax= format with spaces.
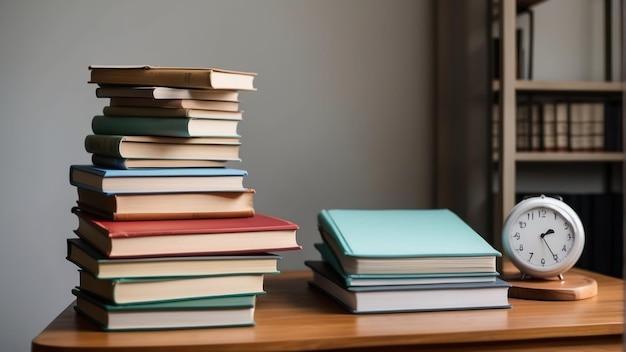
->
xmin=32 ymin=268 xmax=623 ymax=351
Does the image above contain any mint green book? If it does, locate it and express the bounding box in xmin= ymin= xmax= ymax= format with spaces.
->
xmin=72 ymin=289 xmax=256 ymax=331
xmin=317 ymin=209 xmax=501 ymax=275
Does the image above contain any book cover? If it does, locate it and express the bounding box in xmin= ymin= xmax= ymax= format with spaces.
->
xmin=313 ymin=244 xmax=497 ymax=286
xmin=77 ymin=270 xmax=266 ymax=304
xmin=72 ymin=288 xmax=256 ymax=331
xmin=306 ymin=260 xmax=511 ymax=314
xmin=91 ymin=115 xmax=240 ymax=137
xmin=75 ymin=188 xmax=255 ymax=221
xmin=84 ymin=134 xmax=241 ymax=161
xmin=317 ymin=209 xmax=500 ymax=275
xmin=67 ymin=238 xmax=280 ymax=279
xmin=89 ymin=65 xmax=257 ymax=90
xmin=69 ymin=164 xmax=247 ymax=194
xmin=95 ymin=86 xmax=240 ymax=101
xmin=72 ymin=208 xmax=301 ymax=258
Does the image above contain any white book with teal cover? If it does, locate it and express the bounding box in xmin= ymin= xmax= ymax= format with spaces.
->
xmin=317 ymin=209 xmax=501 ymax=275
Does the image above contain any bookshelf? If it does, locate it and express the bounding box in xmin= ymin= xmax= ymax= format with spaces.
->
xmin=493 ymin=0 xmax=624 ymax=274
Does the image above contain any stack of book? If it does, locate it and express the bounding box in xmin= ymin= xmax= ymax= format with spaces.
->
xmin=306 ymin=209 xmax=510 ymax=313
xmin=65 ymin=65 xmax=301 ymax=331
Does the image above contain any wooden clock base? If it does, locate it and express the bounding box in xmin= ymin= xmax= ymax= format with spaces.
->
xmin=501 ymin=271 xmax=598 ymax=301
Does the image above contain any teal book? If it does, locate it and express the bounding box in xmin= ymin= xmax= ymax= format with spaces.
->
xmin=317 ymin=209 xmax=501 ymax=275
xmin=69 ymin=164 xmax=247 ymax=194
xmin=72 ymin=289 xmax=257 ymax=331
xmin=306 ymin=260 xmax=510 ymax=314
xmin=313 ymin=243 xmax=497 ymax=286
xmin=91 ymin=115 xmax=240 ymax=137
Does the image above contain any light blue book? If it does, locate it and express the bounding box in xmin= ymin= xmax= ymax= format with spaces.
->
xmin=317 ymin=209 xmax=501 ymax=275
xmin=306 ymin=260 xmax=511 ymax=314
xmin=69 ymin=164 xmax=247 ymax=194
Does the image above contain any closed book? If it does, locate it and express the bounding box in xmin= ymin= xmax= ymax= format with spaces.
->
xmin=84 ymin=135 xmax=241 ymax=161
xmin=72 ymin=208 xmax=301 ymax=258
xmin=91 ymin=115 xmax=240 ymax=137
xmin=77 ymin=270 xmax=266 ymax=304
xmin=102 ymin=106 xmax=243 ymax=119
xmin=67 ymin=238 xmax=280 ymax=279
xmin=313 ymin=244 xmax=497 ymax=287
xmin=75 ymin=188 xmax=255 ymax=221
xmin=72 ymin=289 xmax=256 ymax=331
xmin=306 ymin=260 xmax=511 ymax=314
xmin=91 ymin=155 xmax=228 ymax=169
xmin=89 ymin=65 xmax=257 ymax=90
xmin=95 ymin=86 xmax=240 ymax=101
xmin=69 ymin=164 xmax=247 ymax=194
xmin=108 ymin=97 xmax=240 ymax=111
xmin=318 ymin=209 xmax=500 ymax=275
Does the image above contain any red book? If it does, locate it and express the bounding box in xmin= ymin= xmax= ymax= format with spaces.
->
xmin=71 ymin=208 xmax=301 ymax=258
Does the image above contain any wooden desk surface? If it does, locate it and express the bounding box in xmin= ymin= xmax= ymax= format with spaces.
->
xmin=32 ymin=268 xmax=624 ymax=352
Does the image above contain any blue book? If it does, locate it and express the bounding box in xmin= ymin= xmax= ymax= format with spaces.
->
xmin=317 ymin=209 xmax=501 ymax=275
xmin=91 ymin=115 xmax=240 ymax=137
xmin=306 ymin=260 xmax=511 ymax=314
xmin=313 ymin=243 xmax=497 ymax=286
xmin=69 ymin=164 xmax=247 ymax=194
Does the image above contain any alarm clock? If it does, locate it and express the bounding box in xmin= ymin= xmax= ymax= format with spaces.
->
xmin=502 ymin=194 xmax=585 ymax=280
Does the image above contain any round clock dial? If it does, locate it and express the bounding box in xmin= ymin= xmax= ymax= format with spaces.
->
xmin=502 ymin=195 xmax=585 ymax=279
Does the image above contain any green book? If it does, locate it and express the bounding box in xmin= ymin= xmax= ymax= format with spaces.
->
xmin=317 ymin=209 xmax=501 ymax=275
xmin=91 ymin=115 xmax=240 ymax=137
xmin=72 ymin=289 xmax=256 ymax=331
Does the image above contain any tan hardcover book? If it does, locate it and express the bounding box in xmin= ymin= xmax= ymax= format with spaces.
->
xmin=89 ymin=65 xmax=257 ymax=90
xmin=76 ymin=188 xmax=256 ymax=221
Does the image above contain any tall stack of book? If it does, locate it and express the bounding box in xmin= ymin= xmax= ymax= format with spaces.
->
xmin=306 ymin=209 xmax=510 ymax=313
xmin=66 ymin=65 xmax=301 ymax=331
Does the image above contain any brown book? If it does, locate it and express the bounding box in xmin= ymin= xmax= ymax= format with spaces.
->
xmin=108 ymin=97 xmax=240 ymax=111
xmin=102 ymin=106 xmax=243 ymax=119
xmin=89 ymin=65 xmax=257 ymax=90
xmin=76 ymin=188 xmax=256 ymax=221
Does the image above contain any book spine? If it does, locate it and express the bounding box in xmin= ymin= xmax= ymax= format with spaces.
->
xmin=91 ymin=115 xmax=192 ymax=137
xmin=91 ymin=154 xmax=128 ymax=169
xmin=85 ymin=135 xmax=124 ymax=158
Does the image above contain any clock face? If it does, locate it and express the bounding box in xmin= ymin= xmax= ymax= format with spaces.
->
xmin=502 ymin=196 xmax=585 ymax=278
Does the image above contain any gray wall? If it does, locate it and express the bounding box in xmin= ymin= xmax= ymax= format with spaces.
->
xmin=0 ymin=1 xmax=434 ymax=350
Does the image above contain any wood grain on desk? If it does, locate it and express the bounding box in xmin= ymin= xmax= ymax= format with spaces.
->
xmin=32 ymin=268 xmax=623 ymax=352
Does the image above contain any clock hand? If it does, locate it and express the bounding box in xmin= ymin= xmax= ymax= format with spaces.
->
xmin=541 ymin=230 xmax=559 ymax=261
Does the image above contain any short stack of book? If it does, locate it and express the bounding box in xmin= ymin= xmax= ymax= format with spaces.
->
xmin=65 ymin=65 xmax=301 ymax=331
xmin=306 ymin=209 xmax=511 ymax=313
